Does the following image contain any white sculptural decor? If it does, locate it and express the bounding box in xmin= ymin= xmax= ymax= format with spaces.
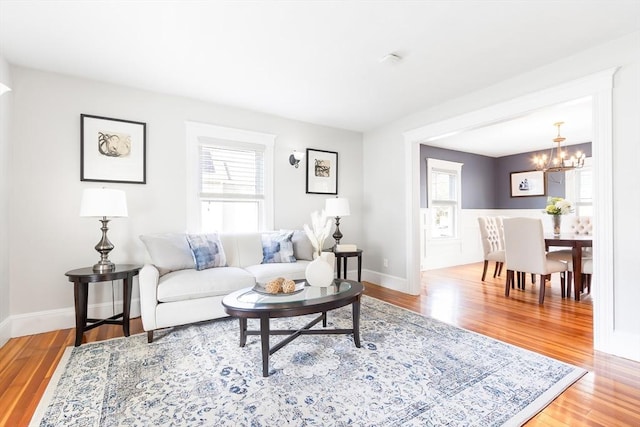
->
xmin=303 ymin=210 xmax=335 ymax=287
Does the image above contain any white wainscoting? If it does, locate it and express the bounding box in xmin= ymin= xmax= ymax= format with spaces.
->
xmin=420 ymin=209 xmax=552 ymax=270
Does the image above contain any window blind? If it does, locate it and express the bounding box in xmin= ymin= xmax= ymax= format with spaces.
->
xmin=199 ymin=145 xmax=264 ymax=200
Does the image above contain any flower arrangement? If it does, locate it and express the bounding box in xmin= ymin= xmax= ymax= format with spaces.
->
xmin=544 ymin=197 xmax=573 ymax=215
xmin=303 ymin=210 xmax=333 ymax=257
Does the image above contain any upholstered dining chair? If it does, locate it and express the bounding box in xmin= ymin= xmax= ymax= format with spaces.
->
xmin=477 ymin=216 xmax=505 ymax=281
xmin=503 ymin=217 xmax=568 ymax=304
xmin=547 ymin=216 xmax=593 ymax=293
xmin=582 ymin=258 xmax=593 ymax=294
xmin=564 ymin=257 xmax=594 ymax=296
xmin=547 ymin=216 xmax=593 ymax=261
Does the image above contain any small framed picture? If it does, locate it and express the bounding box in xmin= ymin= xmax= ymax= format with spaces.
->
xmin=510 ymin=170 xmax=546 ymax=197
xmin=306 ymin=148 xmax=338 ymax=195
xmin=81 ymin=114 xmax=146 ymax=184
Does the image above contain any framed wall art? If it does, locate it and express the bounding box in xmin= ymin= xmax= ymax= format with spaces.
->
xmin=81 ymin=114 xmax=147 ymax=184
xmin=510 ymin=170 xmax=546 ymax=197
xmin=306 ymin=148 xmax=338 ymax=195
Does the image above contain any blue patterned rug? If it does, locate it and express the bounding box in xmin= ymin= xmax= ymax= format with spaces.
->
xmin=31 ymin=296 xmax=585 ymax=426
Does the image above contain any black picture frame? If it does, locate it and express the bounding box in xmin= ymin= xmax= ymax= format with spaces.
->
xmin=81 ymin=114 xmax=146 ymax=184
xmin=305 ymin=148 xmax=338 ymax=195
xmin=510 ymin=170 xmax=546 ymax=197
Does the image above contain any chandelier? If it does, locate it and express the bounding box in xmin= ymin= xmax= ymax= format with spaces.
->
xmin=533 ymin=122 xmax=585 ymax=173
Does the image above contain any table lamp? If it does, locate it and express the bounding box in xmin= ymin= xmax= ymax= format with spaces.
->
xmin=325 ymin=197 xmax=350 ymax=247
xmin=80 ymin=188 xmax=128 ymax=272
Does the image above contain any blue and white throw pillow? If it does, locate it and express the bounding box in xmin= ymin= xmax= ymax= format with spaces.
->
xmin=186 ymin=233 xmax=227 ymax=271
xmin=262 ymin=231 xmax=296 ymax=263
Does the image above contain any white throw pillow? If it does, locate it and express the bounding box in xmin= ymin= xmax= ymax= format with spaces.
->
xmin=291 ymin=229 xmax=314 ymax=261
xmin=139 ymin=233 xmax=195 ymax=276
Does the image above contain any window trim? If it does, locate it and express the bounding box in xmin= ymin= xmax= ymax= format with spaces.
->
xmin=186 ymin=121 xmax=275 ymax=232
xmin=565 ymin=156 xmax=593 ymax=217
xmin=426 ymin=158 xmax=463 ymax=240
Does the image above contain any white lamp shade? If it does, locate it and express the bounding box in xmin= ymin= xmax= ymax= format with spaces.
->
xmin=325 ymin=197 xmax=350 ymax=217
xmin=292 ymin=151 xmax=305 ymax=161
xmin=80 ymin=188 xmax=128 ymax=218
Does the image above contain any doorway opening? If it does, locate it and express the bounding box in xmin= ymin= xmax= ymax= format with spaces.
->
xmin=404 ymin=69 xmax=616 ymax=355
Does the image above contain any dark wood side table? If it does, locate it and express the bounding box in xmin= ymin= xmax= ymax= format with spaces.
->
xmin=326 ymin=249 xmax=363 ymax=282
xmin=65 ymin=264 xmax=141 ymax=346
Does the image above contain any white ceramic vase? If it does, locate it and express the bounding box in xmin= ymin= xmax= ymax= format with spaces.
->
xmin=305 ymin=252 xmax=335 ymax=287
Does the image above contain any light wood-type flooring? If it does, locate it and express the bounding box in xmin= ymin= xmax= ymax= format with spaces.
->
xmin=1 ymin=262 xmax=639 ymax=426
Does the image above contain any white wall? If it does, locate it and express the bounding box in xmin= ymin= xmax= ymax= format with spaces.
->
xmin=7 ymin=67 xmax=363 ymax=337
xmin=611 ymin=59 xmax=640 ymax=335
xmin=0 ymin=55 xmax=12 ymax=347
xmin=363 ymin=32 xmax=640 ymax=359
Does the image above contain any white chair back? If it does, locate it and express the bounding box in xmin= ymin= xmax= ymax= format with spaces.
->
xmin=477 ymin=216 xmax=503 ymax=256
xmin=570 ymin=216 xmax=593 ymax=235
xmin=503 ymin=217 xmax=547 ymax=274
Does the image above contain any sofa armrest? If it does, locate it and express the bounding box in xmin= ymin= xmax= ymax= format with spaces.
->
xmin=139 ymin=264 xmax=160 ymax=331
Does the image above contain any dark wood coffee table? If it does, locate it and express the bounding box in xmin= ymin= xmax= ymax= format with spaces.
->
xmin=222 ymin=279 xmax=363 ymax=377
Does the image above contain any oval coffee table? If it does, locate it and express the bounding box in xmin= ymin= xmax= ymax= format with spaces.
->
xmin=222 ymin=279 xmax=363 ymax=377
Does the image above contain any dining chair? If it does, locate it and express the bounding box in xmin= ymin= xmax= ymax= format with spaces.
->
xmin=503 ymin=217 xmax=568 ymax=304
xmin=547 ymin=216 xmax=593 ymax=261
xmin=547 ymin=216 xmax=593 ymax=293
xmin=477 ymin=216 xmax=505 ymax=281
xmin=582 ymin=258 xmax=593 ymax=293
xmin=564 ymin=257 xmax=594 ymax=296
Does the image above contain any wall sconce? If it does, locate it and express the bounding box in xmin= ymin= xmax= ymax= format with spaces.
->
xmin=0 ymin=83 xmax=11 ymax=96
xmin=289 ymin=150 xmax=305 ymax=168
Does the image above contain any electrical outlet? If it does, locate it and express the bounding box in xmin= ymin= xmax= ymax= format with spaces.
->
xmin=383 ymin=258 xmax=388 ymax=268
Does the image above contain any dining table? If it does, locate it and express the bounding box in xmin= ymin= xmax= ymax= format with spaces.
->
xmin=545 ymin=233 xmax=593 ymax=301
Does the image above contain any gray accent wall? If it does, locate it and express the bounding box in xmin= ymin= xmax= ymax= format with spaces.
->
xmin=420 ymin=145 xmax=495 ymax=208
xmin=421 ymin=142 xmax=592 ymax=209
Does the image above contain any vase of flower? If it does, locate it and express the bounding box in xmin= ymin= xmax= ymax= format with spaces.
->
xmin=552 ymin=214 xmax=561 ymax=236
xmin=544 ymin=197 xmax=573 ymax=236
xmin=303 ymin=210 xmax=336 ymax=287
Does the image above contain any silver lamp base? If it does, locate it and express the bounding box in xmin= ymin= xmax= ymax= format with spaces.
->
xmin=92 ymin=217 xmax=116 ymax=273
xmin=93 ymin=260 xmax=115 ymax=273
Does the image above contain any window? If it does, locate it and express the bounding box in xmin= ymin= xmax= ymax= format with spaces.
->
xmin=186 ymin=122 xmax=274 ymax=232
xmin=427 ymin=158 xmax=463 ymax=239
xmin=565 ymin=157 xmax=593 ymax=217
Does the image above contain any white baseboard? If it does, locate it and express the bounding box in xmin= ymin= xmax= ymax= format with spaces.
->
xmin=9 ymin=298 xmax=141 ymax=339
xmin=362 ymin=269 xmax=410 ymax=294
xmin=0 ymin=316 xmax=10 ymax=348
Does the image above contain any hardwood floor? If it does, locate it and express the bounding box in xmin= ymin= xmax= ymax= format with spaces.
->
xmin=1 ymin=262 xmax=639 ymax=426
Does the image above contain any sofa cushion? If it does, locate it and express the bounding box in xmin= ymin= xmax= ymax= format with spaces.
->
xmin=219 ymin=232 xmax=263 ymax=268
xmin=157 ymin=267 xmax=255 ymax=303
xmin=244 ymin=260 xmax=310 ymax=283
xmin=186 ymin=233 xmax=227 ymax=270
xmin=262 ymin=231 xmax=296 ymax=263
xmin=291 ymin=230 xmax=314 ymax=261
xmin=139 ymin=233 xmax=195 ymax=276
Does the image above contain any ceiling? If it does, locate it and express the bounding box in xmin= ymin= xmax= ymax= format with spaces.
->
xmin=1 ymin=1 xmax=639 ymax=155
xmin=429 ymin=96 xmax=594 ymax=158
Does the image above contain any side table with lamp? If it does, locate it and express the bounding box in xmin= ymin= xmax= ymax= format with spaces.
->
xmin=324 ymin=197 xmax=363 ymax=282
xmin=66 ymin=188 xmax=140 ymax=346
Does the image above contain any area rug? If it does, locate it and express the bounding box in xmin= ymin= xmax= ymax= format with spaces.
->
xmin=31 ymin=296 xmax=586 ymax=426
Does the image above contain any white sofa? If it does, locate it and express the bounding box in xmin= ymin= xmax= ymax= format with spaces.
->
xmin=139 ymin=230 xmax=314 ymax=342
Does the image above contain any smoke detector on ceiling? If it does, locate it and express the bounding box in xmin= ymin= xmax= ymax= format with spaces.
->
xmin=379 ymin=53 xmax=403 ymax=64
